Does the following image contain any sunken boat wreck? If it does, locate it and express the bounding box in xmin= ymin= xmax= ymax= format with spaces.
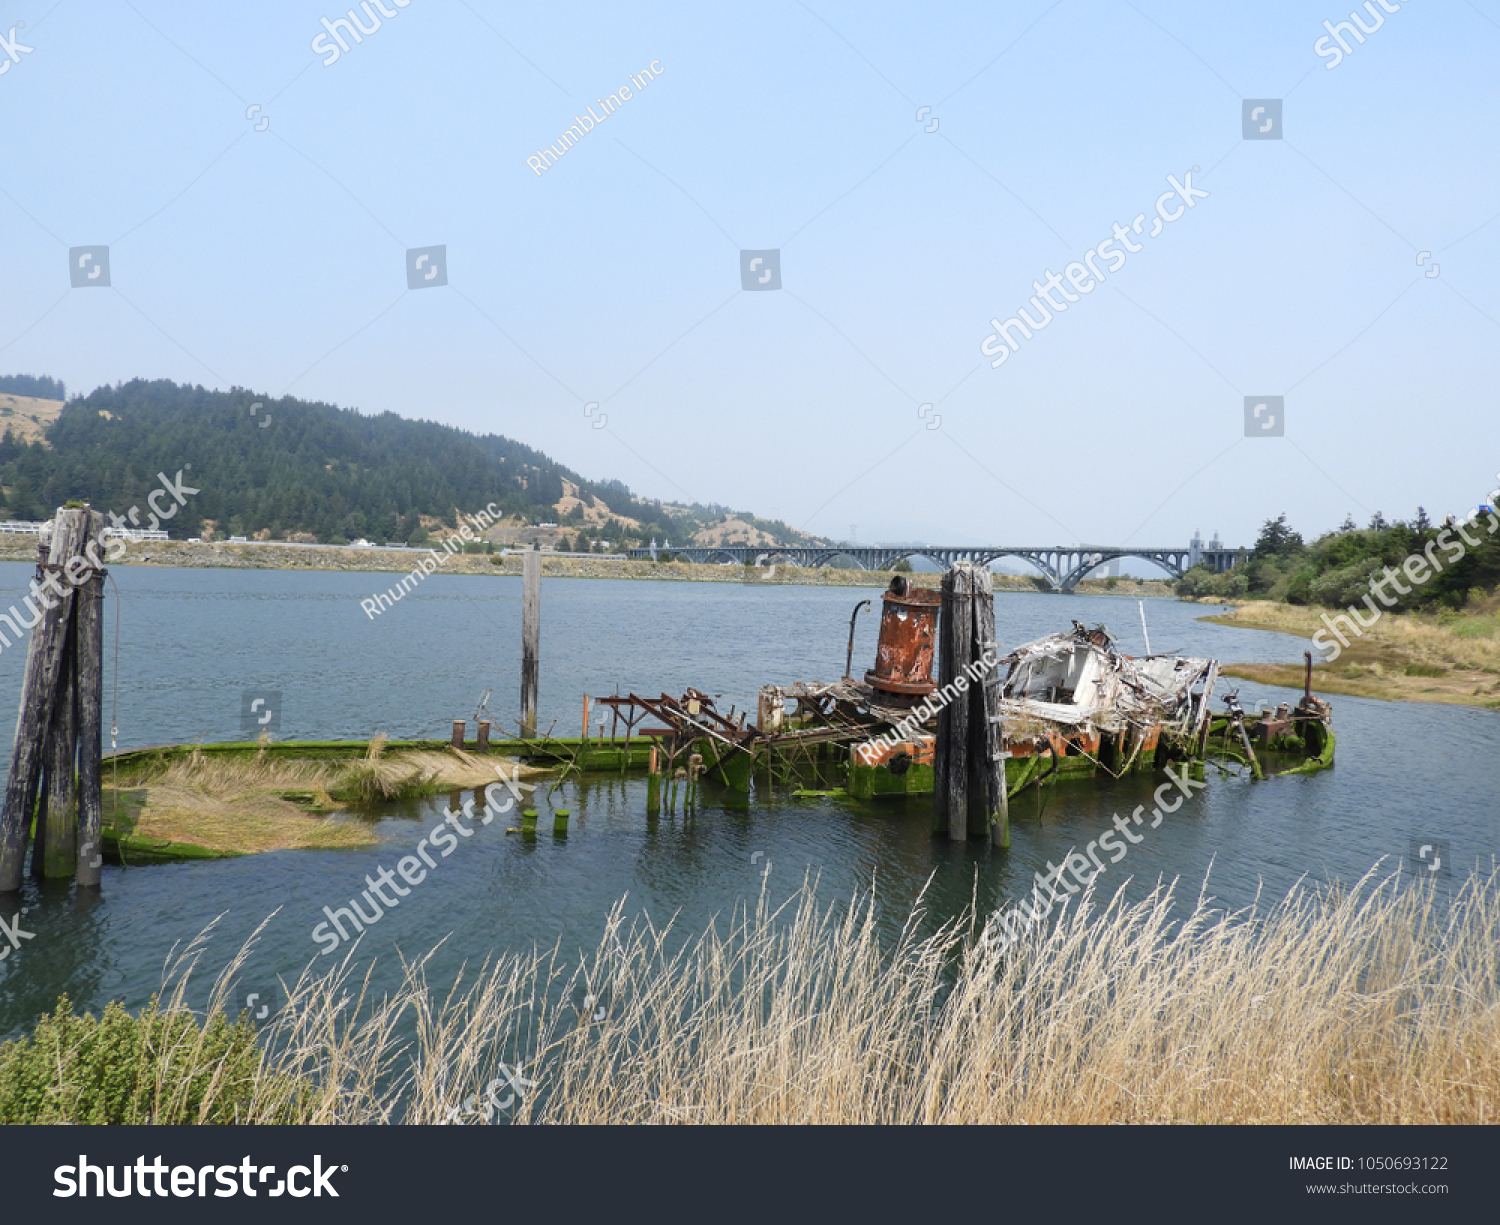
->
xmin=595 ymin=563 xmax=1335 ymax=845
xmin=3 ymin=527 xmax=1333 ymax=875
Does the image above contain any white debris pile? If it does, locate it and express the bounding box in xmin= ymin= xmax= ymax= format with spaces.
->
xmin=996 ymin=621 xmax=1212 ymax=736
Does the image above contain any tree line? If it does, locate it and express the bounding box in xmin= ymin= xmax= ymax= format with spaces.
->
xmin=0 ymin=374 xmax=66 ymax=400
xmin=0 ymin=378 xmax=698 ymax=546
xmin=1177 ymin=508 xmax=1500 ymax=610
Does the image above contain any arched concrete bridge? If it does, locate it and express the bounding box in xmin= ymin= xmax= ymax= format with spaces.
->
xmin=627 ymin=543 xmax=1246 ymax=593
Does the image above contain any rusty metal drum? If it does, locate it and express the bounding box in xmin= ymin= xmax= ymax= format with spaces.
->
xmin=865 ymin=576 xmax=940 ymax=698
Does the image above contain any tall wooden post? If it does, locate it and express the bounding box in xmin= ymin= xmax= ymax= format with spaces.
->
xmin=0 ymin=508 xmax=89 ymax=891
xmin=971 ymin=567 xmax=1009 ymax=848
xmin=39 ymin=617 xmax=78 ymax=877
xmin=935 ymin=563 xmax=972 ymax=842
xmin=28 ymin=534 xmax=52 ymax=880
xmin=520 ymin=549 xmax=540 ymax=739
xmin=932 ymin=572 xmax=952 ymax=836
xmin=75 ymin=511 xmax=105 ymax=887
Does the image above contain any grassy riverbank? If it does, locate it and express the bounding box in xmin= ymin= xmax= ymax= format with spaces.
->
xmin=0 ymin=538 xmax=1173 ymax=596
xmin=1203 ymin=597 xmax=1500 ymax=709
xmin=5 ymin=869 xmax=1495 ymax=1124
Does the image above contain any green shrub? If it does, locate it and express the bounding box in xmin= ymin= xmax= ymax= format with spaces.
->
xmin=0 ymin=995 xmax=278 ymax=1124
xmin=1286 ymin=569 xmax=1314 ymax=605
xmin=1307 ymin=561 xmax=1383 ymax=609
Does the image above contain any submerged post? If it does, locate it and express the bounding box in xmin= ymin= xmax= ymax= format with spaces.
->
xmin=520 ymin=549 xmax=540 ymax=738
xmin=646 ymin=746 xmax=661 ymax=815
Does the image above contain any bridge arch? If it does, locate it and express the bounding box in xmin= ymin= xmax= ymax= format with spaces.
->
xmin=622 ymin=543 xmax=1237 ymax=589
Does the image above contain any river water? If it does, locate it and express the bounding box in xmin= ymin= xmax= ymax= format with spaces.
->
xmin=0 ymin=563 xmax=1495 ymax=1036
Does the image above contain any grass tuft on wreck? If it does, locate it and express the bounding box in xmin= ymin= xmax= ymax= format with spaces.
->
xmin=99 ymin=737 xmax=545 ymax=859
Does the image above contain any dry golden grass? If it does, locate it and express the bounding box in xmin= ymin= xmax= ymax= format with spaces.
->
xmin=1207 ymin=598 xmax=1500 ymax=708
xmin=123 ymin=866 xmax=1500 ymax=1124
xmin=106 ymin=743 xmax=544 ymax=854
xmin=0 ymin=392 xmax=65 ymax=446
xmin=108 ymin=757 xmax=371 ymax=854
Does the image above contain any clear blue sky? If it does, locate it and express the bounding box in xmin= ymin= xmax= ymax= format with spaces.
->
xmin=2 ymin=0 xmax=1497 ymax=552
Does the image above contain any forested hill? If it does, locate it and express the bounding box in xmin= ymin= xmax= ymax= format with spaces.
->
xmin=0 ymin=378 xmax=760 ymax=547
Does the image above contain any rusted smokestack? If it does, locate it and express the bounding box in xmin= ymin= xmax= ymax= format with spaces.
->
xmin=865 ymin=576 xmax=940 ymax=702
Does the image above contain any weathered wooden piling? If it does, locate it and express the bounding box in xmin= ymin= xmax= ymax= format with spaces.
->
xmin=451 ymin=719 xmax=466 ymax=749
xmin=0 ymin=507 xmax=106 ymax=891
xmin=935 ymin=564 xmax=972 ymax=842
xmin=520 ymin=549 xmax=540 ymax=738
xmin=553 ymin=808 xmax=569 ymax=835
xmin=971 ymin=566 xmax=1009 ymax=847
xmin=40 ymin=617 xmax=78 ymax=878
xmin=74 ymin=512 xmax=107 ymax=887
xmin=934 ymin=561 xmax=1008 ymax=846
xmin=476 ymin=720 xmax=491 ymax=751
